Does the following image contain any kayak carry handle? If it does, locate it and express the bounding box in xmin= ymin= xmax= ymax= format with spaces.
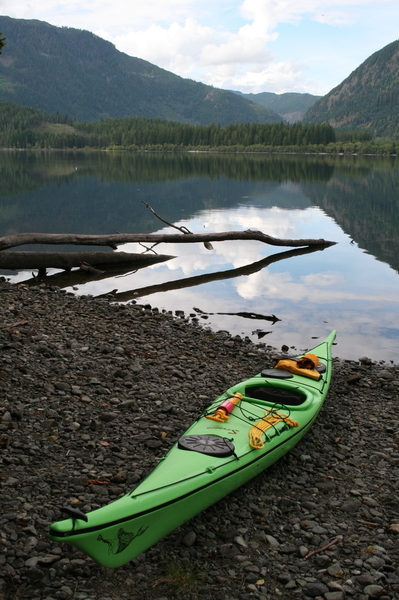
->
xmin=60 ymin=507 xmax=88 ymax=522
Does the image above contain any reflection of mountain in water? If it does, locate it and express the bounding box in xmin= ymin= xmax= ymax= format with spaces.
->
xmin=0 ymin=152 xmax=333 ymax=237
xmin=302 ymin=159 xmax=399 ymax=273
xmin=2 ymin=152 xmax=398 ymax=276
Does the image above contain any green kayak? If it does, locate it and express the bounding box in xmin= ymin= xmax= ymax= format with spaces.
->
xmin=49 ymin=330 xmax=336 ymax=567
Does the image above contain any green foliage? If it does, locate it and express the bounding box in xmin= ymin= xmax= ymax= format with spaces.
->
xmin=3 ymin=100 xmax=397 ymax=154
xmin=0 ymin=31 xmax=5 ymax=53
xmin=0 ymin=103 xmax=338 ymax=150
xmin=303 ymin=40 xmax=399 ymax=139
xmin=336 ymin=130 xmax=373 ymax=142
xmin=154 ymin=560 xmax=203 ymax=592
xmin=76 ymin=118 xmax=337 ymax=148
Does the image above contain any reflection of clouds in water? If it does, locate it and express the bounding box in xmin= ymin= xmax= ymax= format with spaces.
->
xmin=235 ymin=269 xmax=339 ymax=302
xmin=6 ymin=202 xmax=399 ymax=363
xmin=183 ymin=206 xmax=310 ymax=240
xmin=169 ymin=241 xmax=263 ymax=274
xmin=301 ymin=272 xmax=345 ymax=287
xmin=132 ymin=206 xmax=320 ymax=276
xmin=235 ymin=268 xmax=399 ymax=305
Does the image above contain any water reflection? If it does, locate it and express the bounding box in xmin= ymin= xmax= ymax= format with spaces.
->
xmin=1 ymin=152 xmax=399 ymax=363
xmin=97 ymin=245 xmax=327 ymax=303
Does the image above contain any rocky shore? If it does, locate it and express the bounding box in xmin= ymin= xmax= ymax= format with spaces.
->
xmin=1 ymin=280 xmax=398 ymax=600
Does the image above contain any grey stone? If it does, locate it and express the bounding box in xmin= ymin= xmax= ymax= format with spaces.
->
xmin=1 ymin=281 xmax=398 ymax=600
xmin=364 ymin=584 xmax=385 ymax=595
xmin=303 ymin=582 xmax=329 ymax=597
xmin=264 ymin=534 xmax=280 ymax=548
xmin=182 ymin=531 xmax=196 ymax=547
xmin=325 ymin=592 xmax=345 ymax=600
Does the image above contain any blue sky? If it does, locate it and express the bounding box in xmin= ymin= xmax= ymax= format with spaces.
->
xmin=1 ymin=0 xmax=399 ymax=95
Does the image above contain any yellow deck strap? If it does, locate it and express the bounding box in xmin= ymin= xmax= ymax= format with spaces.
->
xmin=249 ymin=409 xmax=299 ymax=449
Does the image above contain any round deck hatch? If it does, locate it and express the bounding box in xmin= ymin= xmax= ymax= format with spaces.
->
xmin=178 ymin=434 xmax=235 ymax=457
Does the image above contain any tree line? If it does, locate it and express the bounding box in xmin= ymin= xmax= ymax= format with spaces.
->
xmin=0 ymin=101 xmax=396 ymax=154
xmin=76 ymin=118 xmax=336 ymax=148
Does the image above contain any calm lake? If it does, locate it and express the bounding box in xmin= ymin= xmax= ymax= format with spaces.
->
xmin=1 ymin=151 xmax=399 ymax=364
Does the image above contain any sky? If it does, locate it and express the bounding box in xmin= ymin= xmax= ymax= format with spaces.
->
xmin=1 ymin=0 xmax=399 ymax=96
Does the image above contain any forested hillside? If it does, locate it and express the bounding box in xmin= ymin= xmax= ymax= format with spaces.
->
xmin=0 ymin=16 xmax=282 ymax=126
xmin=303 ymin=39 xmax=399 ymax=138
xmin=235 ymin=92 xmax=320 ymax=123
xmin=0 ymin=101 xmax=336 ymax=150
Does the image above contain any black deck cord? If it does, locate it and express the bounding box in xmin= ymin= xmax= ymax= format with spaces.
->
xmin=200 ymin=393 xmax=293 ymax=441
xmin=222 ymin=436 xmax=239 ymax=460
xmin=236 ymin=399 xmax=294 ymax=439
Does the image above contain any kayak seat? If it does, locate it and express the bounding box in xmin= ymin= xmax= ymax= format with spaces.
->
xmin=178 ymin=434 xmax=236 ymax=457
xmin=245 ymin=385 xmax=306 ymax=406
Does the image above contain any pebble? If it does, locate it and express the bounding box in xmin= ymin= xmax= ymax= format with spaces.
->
xmin=1 ymin=281 xmax=399 ymax=600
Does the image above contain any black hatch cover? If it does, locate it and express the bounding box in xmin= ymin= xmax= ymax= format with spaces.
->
xmin=178 ymin=434 xmax=235 ymax=457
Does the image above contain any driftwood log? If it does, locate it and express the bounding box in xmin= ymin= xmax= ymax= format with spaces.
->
xmin=0 ymin=231 xmax=336 ymax=252
xmin=0 ymin=251 xmax=174 ymax=271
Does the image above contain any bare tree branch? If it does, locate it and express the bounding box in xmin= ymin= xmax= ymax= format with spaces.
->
xmin=305 ymin=536 xmax=342 ymax=560
xmin=141 ymin=201 xmax=192 ymax=234
xmin=142 ymin=200 xmax=214 ymax=250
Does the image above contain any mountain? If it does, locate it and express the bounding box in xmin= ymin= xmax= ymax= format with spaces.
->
xmin=234 ymin=91 xmax=320 ymax=123
xmin=0 ymin=16 xmax=283 ymax=126
xmin=303 ymin=40 xmax=399 ymax=138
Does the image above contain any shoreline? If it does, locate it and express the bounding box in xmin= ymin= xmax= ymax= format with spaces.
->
xmin=1 ymin=281 xmax=399 ymax=600
xmin=1 ymin=147 xmax=398 ymax=157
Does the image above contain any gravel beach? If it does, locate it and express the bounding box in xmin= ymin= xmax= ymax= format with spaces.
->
xmin=1 ymin=280 xmax=399 ymax=600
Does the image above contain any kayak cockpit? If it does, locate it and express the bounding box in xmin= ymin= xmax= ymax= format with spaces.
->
xmin=244 ymin=385 xmax=307 ymax=406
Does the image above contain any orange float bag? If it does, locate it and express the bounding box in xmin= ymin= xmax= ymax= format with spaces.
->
xmin=274 ymin=353 xmax=321 ymax=381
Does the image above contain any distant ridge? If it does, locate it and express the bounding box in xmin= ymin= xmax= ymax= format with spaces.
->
xmin=0 ymin=16 xmax=283 ymax=125
xmin=303 ymin=39 xmax=399 ymax=138
xmin=233 ymin=91 xmax=320 ymax=123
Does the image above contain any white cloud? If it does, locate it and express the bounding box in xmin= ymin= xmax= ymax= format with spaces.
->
xmin=99 ymin=17 xmax=305 ymax=92
xmin=92 ymin=0 xmax=366 ymax=93
xmin=102 ymin=18 xmax=217 ymax=78
xmin=200 ymin=29 xmax=272 ymax=67
xmin=209 ymin=60 xmax=306 ymax=94
xmin=240 ymin=0 xmax=384 ymax=29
